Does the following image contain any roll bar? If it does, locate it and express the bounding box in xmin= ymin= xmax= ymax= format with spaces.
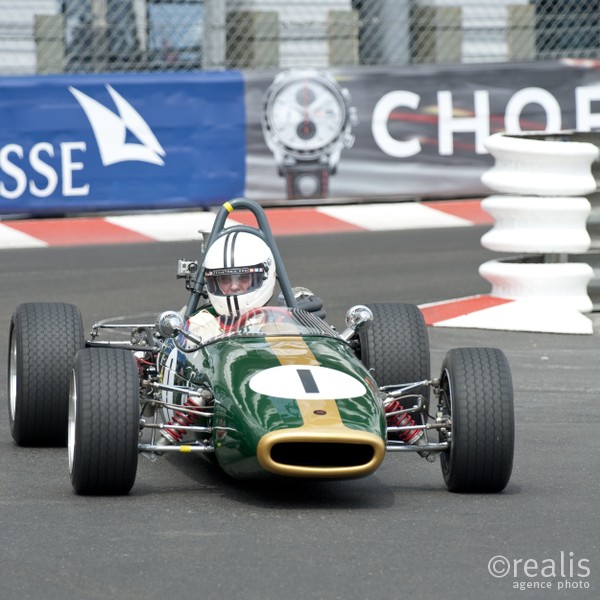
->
xmin=184 ymin=198 xmax=299 ymax=318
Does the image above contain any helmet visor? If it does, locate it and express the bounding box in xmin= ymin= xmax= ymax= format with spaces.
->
xmin=205 ymin=265 xmax=266 ymax=297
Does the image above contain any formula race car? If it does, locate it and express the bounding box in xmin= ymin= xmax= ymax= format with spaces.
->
xmin=8 ymin=198 xmax=515 ymax=495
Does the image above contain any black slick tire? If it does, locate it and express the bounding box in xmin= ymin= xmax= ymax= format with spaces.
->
xmin=69 ymin=348 xmax=140 ymax=495
xmin=358 ymin=302 xmax=430 ymax=399
xmin=439 ymin=347 xmax=515 ymax=493
xmin=8 ymin=302 xmax=85 ymax=446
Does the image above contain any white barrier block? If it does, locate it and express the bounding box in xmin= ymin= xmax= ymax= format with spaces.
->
xmin=482 ymin=132 xmax=598 ymax=196
xmin=481 ymin=195 xmax=591 ymax=253
xmin=479 ymin=259 xmax=594 ymax=313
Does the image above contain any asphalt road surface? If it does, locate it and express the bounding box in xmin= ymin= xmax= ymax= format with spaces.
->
xmin=0 ymin=225 xmax=598 ymax=600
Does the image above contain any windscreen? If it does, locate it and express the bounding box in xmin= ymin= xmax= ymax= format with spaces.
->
xmin=192 ymin=307 xmax=339 ymax=344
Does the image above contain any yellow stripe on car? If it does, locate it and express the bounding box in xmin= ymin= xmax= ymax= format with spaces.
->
xmin=256 ymin=336 xmax=385 ymax=478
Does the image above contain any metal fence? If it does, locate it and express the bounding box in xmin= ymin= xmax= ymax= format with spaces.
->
xmin=1 ymin=0 xmax=600 ymax=75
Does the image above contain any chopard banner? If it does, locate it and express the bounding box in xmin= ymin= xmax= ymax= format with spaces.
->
xmin=0 ymin=71 xmax=245 ymax=215
xmin=244 ymin=60 xmax=600 ymax=202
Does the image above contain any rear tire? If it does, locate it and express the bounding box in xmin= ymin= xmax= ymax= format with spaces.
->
xmin=439 ymin=347 xmax=514 ymax=493
xmin=69 ymin=348 xmax=140 ymax=495
xmin=358 ymin=302 xmax=430 ymax=398
xmin=8 ymin=302 xmax=85 ymax=446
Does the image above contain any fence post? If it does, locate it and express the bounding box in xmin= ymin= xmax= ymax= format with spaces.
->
xmin=507 ymin=4 xmax=534 ymax=61
xmin=35 ymin=14 xmax=64 ymax=74
xmin=226 ymin=11 xmax=279 ymax=69
xmin=328 ymin=10 xmax=359 ymax=66
xmin=411 ymin=6 xmax=462 ymax=64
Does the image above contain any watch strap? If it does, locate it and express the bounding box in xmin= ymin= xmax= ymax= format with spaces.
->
xmin=285 ymin=164 xmax=329 ymax=200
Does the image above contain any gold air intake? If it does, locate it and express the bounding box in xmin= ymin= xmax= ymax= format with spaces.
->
xmin=257 ymin=427 xmax=385 ymax=479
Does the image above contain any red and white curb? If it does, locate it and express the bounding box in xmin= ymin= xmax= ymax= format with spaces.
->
xmin=420 ymin=294 xmax=594 ymax=334
xmin=0 ymin=199 xmax=491 ymax=249
xmin=2 ymin=200 xmax=593 ymax=333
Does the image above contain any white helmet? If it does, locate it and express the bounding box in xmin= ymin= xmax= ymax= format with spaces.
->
xmin=203 ymin=230 xmax=276 ymax=317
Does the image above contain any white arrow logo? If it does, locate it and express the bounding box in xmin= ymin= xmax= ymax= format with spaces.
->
xmin=69 ymin=84 xmax=166 ymax=166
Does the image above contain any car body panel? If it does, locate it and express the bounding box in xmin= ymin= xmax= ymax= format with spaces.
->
xmin=157 ymin=308 xmax=386 ymax=479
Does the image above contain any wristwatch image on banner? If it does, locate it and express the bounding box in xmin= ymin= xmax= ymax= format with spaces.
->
xmin=261 ymin=69 xmax=358 ymax=200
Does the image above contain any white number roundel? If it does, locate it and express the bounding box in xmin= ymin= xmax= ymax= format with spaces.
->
xmin=249 ymin=365 xmax=366 ymax=400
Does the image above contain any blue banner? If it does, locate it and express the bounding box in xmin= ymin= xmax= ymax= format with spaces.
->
xmin=0 ymin=71 xmax=245 ymax=215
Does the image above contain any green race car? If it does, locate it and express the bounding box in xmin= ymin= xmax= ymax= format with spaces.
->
xmin=8 ymin=198 xmax=515 ymax=495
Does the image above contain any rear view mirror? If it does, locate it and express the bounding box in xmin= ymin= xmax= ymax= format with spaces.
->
xmin=340 ymin=305 xmax=373 ymax=341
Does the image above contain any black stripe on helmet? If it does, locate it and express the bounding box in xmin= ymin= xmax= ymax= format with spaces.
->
xmin=225 ymin=294 xmax=241 ymax=317
xmin=223 ymin=231 xmax=239 ymax=269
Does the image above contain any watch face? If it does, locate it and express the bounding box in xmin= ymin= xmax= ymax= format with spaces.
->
xmin=266 ymin=77 xmax=346 ymax=155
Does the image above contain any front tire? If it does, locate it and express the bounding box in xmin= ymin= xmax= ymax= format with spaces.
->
xmin=439 ymin=347 xmax=514 ymax=493
xmin=69 ymin=348 xmax=140 ymax=495
xmin=8 ymin=302 xmax=85 ymax=446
